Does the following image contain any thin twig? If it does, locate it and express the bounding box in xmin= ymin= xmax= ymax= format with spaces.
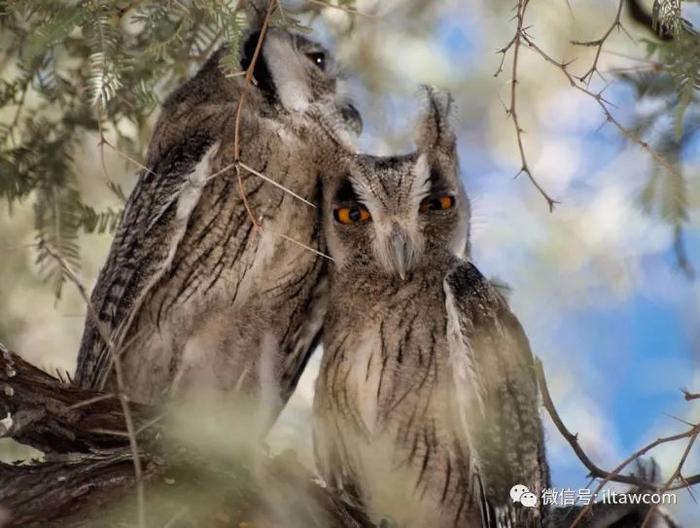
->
xmin=101 ymin=135 xmax=158 ymax=179
xmin=570 ymin=0 xmax=627 ymax=84
xmin=520 ymin=35 xmax=685 ymax=184
xmin=238 ymin=161 xmax=316 ymax=207
xmin=683 ymin=389 xmax=700 ymax=401
xmin=499 ymin=0 xmax=559 ymax=211
xmin=95 ymin=104 xmax=127 ymax=202
xmin=535 ymin=359 xmax=700 ymax=527
xmin=0 ymin=242 xmax=40 ymax=254
xmin=66 ymin=393 xmax=117 ymax=410
xmin=229 ymin=0 xmax=333 ymax=261
xmin=234 ymin=0 xmax=276 ymax=162
xmin=38 ymin=242 xmax=146 ymax=528
xmin=536 ymin=359 xmax=662 ymax=491
xmin=640 ymin=425 xmax=700 ymax=527
xmin=268 ymin=229 xmax=334 ymax=261
xmin=233 ymin=0 xmax=277 ymax=232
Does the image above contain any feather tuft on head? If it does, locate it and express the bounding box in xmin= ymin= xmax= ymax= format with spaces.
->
xmin=415 ymin=85 xmax=457 ymax=155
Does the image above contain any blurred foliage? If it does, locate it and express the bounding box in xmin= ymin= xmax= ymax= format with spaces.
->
xmin=0 ymin=0 xmax=248 ymax=297
xmin=617 ymin=0 xmax=700 ymax=275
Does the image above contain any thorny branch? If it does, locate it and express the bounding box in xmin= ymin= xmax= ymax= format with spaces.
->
xmin=641 ymin=425 xmax=699 ymax=528
xmin=535 ymin=359 xmax=700 ymax=528
xmin=570 ymin=0 xmax=630 ymax=84
xmin=233 ymin=0 xmax=278 ymax=233
xmin=38 ymin=242 xmax=147 ymax=528
xmin=520 ymin=34 xmax=686 ymax=192
xmin=497 ymin=0 xmax=687 ymax=220
xmin=497 ymin=0 xmax=559 ymax=212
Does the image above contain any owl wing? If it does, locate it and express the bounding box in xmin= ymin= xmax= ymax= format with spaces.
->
xmin=75 ymin=132 xmax=220 ymax=390
xmin=443 ymin=261 xmax=549 ymax=526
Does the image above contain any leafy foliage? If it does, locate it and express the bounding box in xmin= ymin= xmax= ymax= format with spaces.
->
xmin=0 ymin=0 xmax=336 ymax=297
xmin=0 ymin=0 xmax=252 ymax=296
xmin=614 ymin=1 xmax=700 ymax=276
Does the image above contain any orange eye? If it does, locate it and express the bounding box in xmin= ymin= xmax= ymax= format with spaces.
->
xmin=419 ymin=194 xmax=455 ymax=213
xmin=334 ymin=205 xmax=371 ymax=224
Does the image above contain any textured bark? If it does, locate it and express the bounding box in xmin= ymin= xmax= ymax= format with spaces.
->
xmin=0 ymin=343 xmax=372 ymax=528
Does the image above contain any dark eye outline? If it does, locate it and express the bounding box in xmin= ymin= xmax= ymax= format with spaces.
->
xmin=305 ymin=51 xmax=327 ymax=71
xmin=419 ymin=194 xmax=455 ymax=214
xmin=333 ymin=204 xmax=372 ymax=225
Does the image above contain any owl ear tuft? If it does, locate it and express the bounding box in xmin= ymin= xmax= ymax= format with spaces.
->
xmin=415 ymin=86 xmax=457 ymax=155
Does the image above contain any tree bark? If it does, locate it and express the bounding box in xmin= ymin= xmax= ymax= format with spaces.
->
xmin=0 ymin=343 xmax=372 ymax=528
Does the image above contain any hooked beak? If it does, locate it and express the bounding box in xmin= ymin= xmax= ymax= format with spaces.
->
xmin=390 ymin=229 xmax=409 ymax=280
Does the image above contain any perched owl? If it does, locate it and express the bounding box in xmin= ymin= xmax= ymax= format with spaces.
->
xmin=75 ymin=15 xmax=361 ymax=435
xmin=313 ymin=88 xmax=548 ymax=527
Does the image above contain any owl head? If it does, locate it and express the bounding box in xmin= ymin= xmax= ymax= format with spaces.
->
xmin=322 ymin=87 xmax=469 ymax=279
xmin=240 ymin=27 xmax=362 ymax=136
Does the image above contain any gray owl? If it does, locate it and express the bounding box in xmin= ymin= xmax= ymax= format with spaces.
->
xmin=312 ymin=88 xmax=548 ymax=527
xmin=75 ymin=16 xmax=361 ymax=435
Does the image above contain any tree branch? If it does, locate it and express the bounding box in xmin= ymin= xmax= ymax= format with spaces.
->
xmin=571 ymin=0 xmax=628 ymax=84
xmin=0 ymin=344 xmax=373 ymax=528
xmin=535 ymin=359 xmax=700 ymax=528
xmin=683 ymin=389 xmax=700 ymax=402
xmin=498 ymin=0 xmax=559 ymax=212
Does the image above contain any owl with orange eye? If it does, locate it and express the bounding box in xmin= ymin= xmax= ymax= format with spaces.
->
xmin=313 ymin=88 xmax=549 ymax=528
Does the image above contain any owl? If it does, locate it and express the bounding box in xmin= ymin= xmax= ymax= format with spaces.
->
xmin=312 ymin=88 xmax=548 ymax=527
xmin=75 ymin=14 xmax=361 ymax=437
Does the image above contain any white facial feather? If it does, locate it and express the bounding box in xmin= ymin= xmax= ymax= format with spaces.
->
xmin=265 ymin=35 xmax=311 ymax=113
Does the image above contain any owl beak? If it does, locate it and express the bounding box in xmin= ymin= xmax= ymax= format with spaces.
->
xmin=390 ymin=230 xmax=409 ymax=280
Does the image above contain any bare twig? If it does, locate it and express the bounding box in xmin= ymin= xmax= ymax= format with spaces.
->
xmin=233 ymin=0 xmax=277 ymax=233
xmin=498 ymin=0 xmax=559 ymax=211
xmin=520 ymin=35 xmax=685 ymax=185
xmin=233 ymin=0 xmax=276 ymax=162
xmin=38 ymin=242 xmax=146 ymax=528
xmin=230 ymin=0 xmax=331 ymax=261
xmin=535 ymin=359 xmax=700 ymax=528
xmin=570 ymin=0 xmax=628 ymax=84
xmin=536 ymin=360 xmax=661 ymax=491
xmin=95 ymin=104 xmax=128 ymax=202
xmin=238 ymin=161 xmax=316 ymax=207
xmin=640 ymin=425 xmax=700 ymax=527
xmin=66 ymin=393 xmax=117 ymax=410
xmin=683 ymin=389 xmax=700 ymax=401
xmin=101 ymin=135 xmax=158 ymax=180
xmin=268 ymin=229 xmax=334 ymax=261
xmin=494 ymin=34 xmax=517 ymax=77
